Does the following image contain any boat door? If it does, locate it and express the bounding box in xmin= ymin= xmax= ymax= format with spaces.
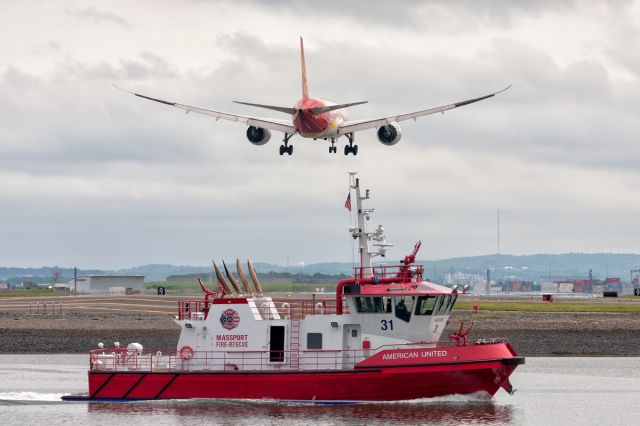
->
xmin=269 ymin=325 xmax=285 ymax=362
xmin=342 ymin=324 xmax=362 ymax=368
xmin=196 ymin=332 xmax=212 ymax=353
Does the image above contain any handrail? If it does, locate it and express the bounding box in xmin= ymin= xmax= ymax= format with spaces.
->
xmin=354 ymin=264 xmax=424 ymax=282
xmin=177 ymin=297 xmax=347 ymax=321
xmin=88 ymin=339 xmax=509 ymax=373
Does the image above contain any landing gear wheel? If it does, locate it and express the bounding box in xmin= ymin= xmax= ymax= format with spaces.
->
xmin=344 ymin=144 xmax=359 ymax=155
xmin=344 ymin=132 xmax=358 ymax=156
xmin=329 ymin=146 xmax=337 ymax=154
xmin=280 ymin=132 xmax=294 ymax=156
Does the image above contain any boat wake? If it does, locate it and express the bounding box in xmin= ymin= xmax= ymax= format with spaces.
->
xmin=222 ymin=392 xmax=493 ymax=406
xmin=0 ymin=391 xmax=65 ymax=405
xmin=385 ymin=392 xmax=493 ymax=404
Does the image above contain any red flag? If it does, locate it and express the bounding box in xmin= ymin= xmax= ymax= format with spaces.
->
xmin=344 ymin=192 xmax=352 ymax=212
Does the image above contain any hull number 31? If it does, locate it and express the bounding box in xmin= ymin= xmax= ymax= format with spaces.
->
xmin=381 ymin=319 xmax=394 ymax=330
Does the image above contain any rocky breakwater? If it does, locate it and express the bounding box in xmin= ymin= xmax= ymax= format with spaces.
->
xmin=0 ymin=312 xmax=180 ymax=354
xmin=1 ymin=310 xmax=639 ymax=355
xmin=445 ymin=311 xmax=640 ymax=356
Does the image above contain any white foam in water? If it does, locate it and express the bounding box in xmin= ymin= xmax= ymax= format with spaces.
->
xmin=0 ymin=392 xmax=63 ymax=402
xmin=220 ymin=392 xmax=493 ymax=406
xmin=380 ymin=392 xmax=492 ymax=405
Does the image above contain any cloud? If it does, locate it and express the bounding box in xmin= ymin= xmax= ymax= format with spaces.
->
xmin=211 ymin=0 xmax=613 ymax=32
xmin=66 ymin=6 xmax=130 ymax=28
xmin=1 ymin=1 xmax=640 ymax=268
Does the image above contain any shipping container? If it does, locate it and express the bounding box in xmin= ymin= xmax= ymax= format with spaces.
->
xmin=558 ymin=282 xmax=574 ymax=293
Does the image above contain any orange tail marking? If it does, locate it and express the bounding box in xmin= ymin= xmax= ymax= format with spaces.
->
xmin=300 ymin=36 xmax=309 ymax=100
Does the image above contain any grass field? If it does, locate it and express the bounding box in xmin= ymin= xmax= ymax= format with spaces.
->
xmin=0 ymin=288 xmax=67 ymax=298
xmin=145 ymin=281 xmax=322 ymax=293
xmin=455 ymin=300 xmax=640 ymax=313
xmin=6 ymin=282 xmax=636 ymax=314
xmin=146 ymin=281 xmax=640 ymax=313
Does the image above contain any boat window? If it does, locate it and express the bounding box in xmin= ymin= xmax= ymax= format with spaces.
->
xmin=446 ymin=295 xmax=458 ymax=314
xmin=438 ymin=295 xmax=451 ymax=315
xmin=382 ymin=296 xmax=392 ymax=313
xmin=307 ymin=333 xmax=323 ymax=350
xmin=354 ymin=296 xmax=386 ymax=313
xmin=415 ymin=296 xmax=437 ymax=315
xmin=432 ymin=296 xmax=444 ymax=315
xmin=394 ymin=296 xmax=414 ymax=322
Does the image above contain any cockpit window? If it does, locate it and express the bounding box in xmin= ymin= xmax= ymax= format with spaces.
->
xmin=415 ymin=296 xmax=437 ymax=315
xmin=394 ymin=296 xmax=414 ymax=322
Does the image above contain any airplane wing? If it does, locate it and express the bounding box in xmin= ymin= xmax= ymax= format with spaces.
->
xmin=113 ymin=85 xmax=296 ymax=134
xmin=337 ymin=85 xmax=511 ymax=136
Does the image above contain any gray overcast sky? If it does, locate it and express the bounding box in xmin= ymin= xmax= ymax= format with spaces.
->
xmin=1 ymin=0 xmax=639 ymax=269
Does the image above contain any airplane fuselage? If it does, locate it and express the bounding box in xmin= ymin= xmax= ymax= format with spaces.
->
xmin=293 ymin=98 xmax=347 ymax=139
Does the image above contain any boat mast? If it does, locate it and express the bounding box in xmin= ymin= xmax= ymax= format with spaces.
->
xmin=349 ymin=173 xmax=392 ymax=278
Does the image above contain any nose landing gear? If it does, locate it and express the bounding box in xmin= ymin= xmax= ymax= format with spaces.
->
xmin=329 ymin=138 xmax=337 ymax=154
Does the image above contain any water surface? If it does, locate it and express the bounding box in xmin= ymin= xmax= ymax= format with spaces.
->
xmin=1 ymin=355 xmax=638 ymax=425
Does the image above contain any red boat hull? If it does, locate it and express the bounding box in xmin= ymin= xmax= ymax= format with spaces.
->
xmin=83 ymin=347 xmax=523 ymax=402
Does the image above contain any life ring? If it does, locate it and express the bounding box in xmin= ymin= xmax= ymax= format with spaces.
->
xmin=179 ymin=345 xmax=194 ymax=361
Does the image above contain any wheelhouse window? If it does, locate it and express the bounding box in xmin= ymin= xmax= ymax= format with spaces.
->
xmin=307 ymin=333 xmax=323 ymax=350
xmin=432 ymin=296 xmax=444 ymax=315
xmin=437 ymin=295 xmax=451 ymax=315
xmin=354 ymin=296 xmax=392 ymax=313
xmin=415 ymin=296 xmax=437 ymax=315
xmin=445 ymin=294 xmax=457 ymax=314
xmin=394 ymin=296 xmax=414 ymax=322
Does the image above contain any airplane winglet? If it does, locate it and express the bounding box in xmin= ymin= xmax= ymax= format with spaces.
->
xmin=112 ymin=83 xmax=133 ymax=94
xmin=454 ymin=84 xmax=512 ymax=108
xmin=497 ymin=84 xmax=512 ymax=94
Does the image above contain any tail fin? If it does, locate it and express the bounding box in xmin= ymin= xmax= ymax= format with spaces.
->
xmin=300 ymin=36 xmax=309 ymax=100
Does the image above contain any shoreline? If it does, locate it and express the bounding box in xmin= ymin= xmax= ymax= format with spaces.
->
xmin=1 ymin=311 xmax=639 ymax=356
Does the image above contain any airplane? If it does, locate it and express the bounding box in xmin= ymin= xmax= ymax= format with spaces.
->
xmin=114 ymin=37 xmax=510 ymax=156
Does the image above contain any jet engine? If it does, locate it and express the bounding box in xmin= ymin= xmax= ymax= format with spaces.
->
xmin=376 ymin=122 xmax=402 ymax=146
xmin=246 ymin=126 xmax=271 ymax=145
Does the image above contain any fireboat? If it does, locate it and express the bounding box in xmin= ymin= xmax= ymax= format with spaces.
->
xmin=63 ymin=174 xmax=524 ymax=403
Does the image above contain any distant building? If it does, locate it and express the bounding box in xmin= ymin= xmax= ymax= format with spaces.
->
xmin=67 ymin=275 xmax=144 ymax=294
xmin=553 ymin=278 xmax=592 ymax=293
xmin=499 ymin=279 xmax=534 ymax=292
xmin=441 ymin=272 xmax=485 ymax=288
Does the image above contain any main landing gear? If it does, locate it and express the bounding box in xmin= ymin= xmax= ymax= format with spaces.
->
xmin=328 ymin=134 xmax=358 ymax=155
xmin=344 ymin=133 xmax=358 ymax=156
xmin=280 ymin=133 xmax=293 ymax=156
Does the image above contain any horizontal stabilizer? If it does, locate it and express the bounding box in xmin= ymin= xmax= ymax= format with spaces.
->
xmin=233 ymin=101 xmax=296 ymax=115
xmin=308 ymin=101 xmax=367 ymax=115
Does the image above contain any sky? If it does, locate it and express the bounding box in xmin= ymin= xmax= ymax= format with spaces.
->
xmin=1 ymin=0 xmax=639 ymax=269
